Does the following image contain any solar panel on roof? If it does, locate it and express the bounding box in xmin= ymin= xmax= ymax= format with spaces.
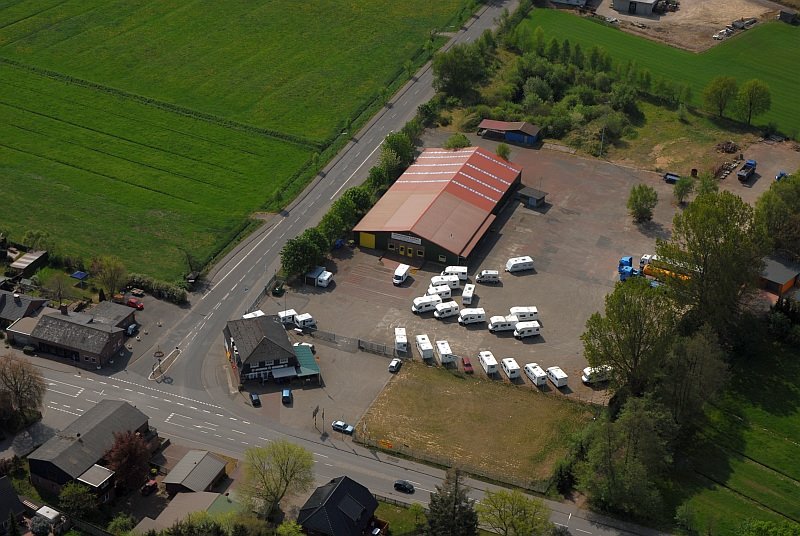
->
xmin=70 ymin=271 xmax=88 ymax=280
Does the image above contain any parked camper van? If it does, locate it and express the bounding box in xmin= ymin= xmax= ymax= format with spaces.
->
xmin=476 ymin=269 xmax=500 ymax=284
xmin=411 ymin=294 xmax=442 ymax=314
xmin=461 ymin=284 xmax=475 ymax=305
xmin=524 ymin=363 xmax=548 ymax=387
xmin=546 ymin=366 xmax=568 ymax=388
xmin=581 ymin=365 xmax=612 ymax=384
xmin=294 ymin=313 xmax=316 ymax=329
xmin=458 ymin=308 xmax=486 ymax=325
xmin=514 ymin=321 xmax=541 ymax=339
xmin=509 ymin=306 xmax=539 ymax=321
xmin=478 ymin=351 xmax=498 ymax=375
xmin=430 ymin=274 xmax=461 ymax=289
xmin=435 ymin=340 xmax=456 ymax=365
xmin=306 ymin=266 xmax=333 ymax=287
xmin=415 ymin=334 xmax=433 ymax=360
xmin=277 ymin=309 xmax=297 ymax=324
xmin=501 ymin=358 xmax=521 ymax=380
xmin=441 ymin=266 xmax=468 ymax=281
xmin=505 ymin=256 xmax=534 ymax=273
xmin=426 ymin=284 xmax=452 ymax=300
xmin=393 ymin=264 xmax=411 ymax=286
xmin=434 ymin=301 xmax=460 ymax=319
xmin=488 ymin=315 xmax=518 ymax=332
xmin=394 ymin=328 xmax=407 ymax=352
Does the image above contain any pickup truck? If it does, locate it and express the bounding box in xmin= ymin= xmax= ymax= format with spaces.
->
xmin=737 ymin=159 xmax=757 ymax=182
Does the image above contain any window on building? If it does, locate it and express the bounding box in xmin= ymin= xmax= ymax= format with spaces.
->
xmin=279 ymin=358 xmax=289 ymax=364
xmin=388 ymin=243 xmax=395 ymax=250
xmin=417 ymin=249 xmax=424 ymax=257
xmin=438 ymin=255 xmax=447 ymax=263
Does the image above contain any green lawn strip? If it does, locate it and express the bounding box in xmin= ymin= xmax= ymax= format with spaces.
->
xmin=0 ymin=0 xmax=466 ymax=141
xmin=521 ymin=9 xmax=800 ymax=135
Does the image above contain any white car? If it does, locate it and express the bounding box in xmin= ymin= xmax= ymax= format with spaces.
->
xmin=581 ymin=365 xmax=612 ymax=384
xmin=293 ymin=342 xmax=315 ymax=353
xmin=388 ymin=358 xmax=402 ymax=373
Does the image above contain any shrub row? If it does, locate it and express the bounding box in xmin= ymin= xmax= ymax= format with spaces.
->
xmin=128 ymin=273 xmax=188 ymax=304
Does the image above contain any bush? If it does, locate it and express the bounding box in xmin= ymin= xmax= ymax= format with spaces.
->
xmin=127 ymin=274 xmax=188 ymax=305
xmin=627 ymin=184 xmax=658 ymax=222
xmin=444 ymin=133 xmax=471 ymax=149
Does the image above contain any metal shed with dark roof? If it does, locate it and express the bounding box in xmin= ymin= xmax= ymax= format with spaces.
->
xmin=298 ymin=476 xmax=379 ymax=536
xmin=477 ymin=119 xmax=540 ymax=145
xmin=163 ymin=450 xmax=226 ymax=495
xmin=353 ymin=147 xmax=522 ymax=265
xmin=223 ymin=315 xmax=297 ymax=382
xmin=761 ymin=256 xmax=800 ymax=296
xmin=29 ymin=309 xmax=125 ymax=367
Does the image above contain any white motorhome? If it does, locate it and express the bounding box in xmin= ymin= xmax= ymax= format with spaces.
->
xmin=430 ymin=274 xmax=461 ymax=289
xmin=478 ymin=351 xmax=498 ymax=375
xmin=441 ymin=266 xmax=468 ymax=281
xmin=415 ymin=334 xmax=434 ymax=360
xmin=476 ymin=269 xmax=500 ymax=284
xmin=411 ymin=294 xmax=442 ymax=314
xmin=434 ymin=301 xmax=460 ymax=319
xmin=306 ymin=266 xmax=333 ymax=287
xmin=581 ymin=365 xmax=612 ymax=384
xmin=435 ymin=340 xmax=456 ymax=365
xmin=509 ymin=306 xmax=539 ymax=321
xmin=501 ymin=357 xmax=521 ymax=379
xmin=393 ymin=264 xmax=411 ymax=286
xmin=459 ymin=307 xmax=486 ymax=325
xmin=461 ymin=284 xmax=475 ymax=305
xmin=394 ymin=327 xmax=407 ymax=352
xmin=426 ymin=284 xmax=452 ymax=300
xmin=514 ymin=321 xmax=541 ymax=339
xmin=524 ymin=363 xmax=548 ymax=387
xmin=488 ymin=315 xmax=518 ymax=332
xmin=294 ymin=313 xmax=316 ymax=329
xmin=242 ymin=310 xmax=266 ymax=319
xmin=505 ymin=256 xmax=534 ymax=273
xmin=546 ymin=366 xmax=568 ymax=388
xmin=277 ymin=309 xmax=298 ymax=324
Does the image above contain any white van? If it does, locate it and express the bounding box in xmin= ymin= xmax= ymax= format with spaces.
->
xmin=434 ymin=301 xmax=460 ymax=319
xmin=546 ymin=366 xmax=568 ymax=388
xmin=394 ymin=327 xmax=407 ymax=352
xmin=476 ymin=269 xmax=500 ymax=284
xmin=411 ymin=294 xmax=442 ymax=314
xmin=441 ymin=266 xmax=468 ymax=281
xmin=478 ymin=351 xmax=498 ymax=375
xmin=501 ymin=357 xmax=521 ymax=380
xmin=415 ymin=334 xmax=433 ymax=360
xmin=514 ymin=321 xmax=541 ymax=339
xmin=435 ymin=340 xmax=456 ymax=365
xmin=294 ymin=313 xmax=316 ymax=329
xmin=393 ymin=264 xmax=411 ymax=286
xmin=430 ymin=274 xmax=461 ymax=289
xmin=505 ymin=256 xmax=534 ymax=273
xmin=488 ymin=315 xmax=518 ymax=332
xmin=277 ymin=309 xmax=297 ymax=324
xmin=524 ymin=363 xmax=548 ymax=387
xmin=427 ymin=284 xmax=452 ymax=300
xmin=458 ymin=307 xmax=486 ymax=325
xmin=509 ymin=306 xmax=539 ymax=321
xmin=461 ymin=284 xmax=475 ymax=305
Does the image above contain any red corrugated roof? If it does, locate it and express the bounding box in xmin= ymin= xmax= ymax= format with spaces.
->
xmin=477 ymin=119 xmax=540 ymax=137
xmin=353 ymin=147 xmax=521 ymax=257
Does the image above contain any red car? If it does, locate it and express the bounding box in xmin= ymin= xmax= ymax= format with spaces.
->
xmin=126 ymin=298 xmax=144 ymax=310
xmin=462 ymin=357 xmax=474 ymax=374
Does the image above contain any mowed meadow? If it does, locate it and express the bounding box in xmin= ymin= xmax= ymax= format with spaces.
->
xmin=0 ymin=0 xmax=467 ymax=280
xmin=521 ymin=9 xmax=800 ymax=136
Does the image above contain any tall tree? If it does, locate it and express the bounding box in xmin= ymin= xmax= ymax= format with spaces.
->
xmin=581 ymin=277 xmax=675 ymax=396
xmin=94 ymin=256 xmax=127 ymax=296
xmin=105 ymin=431 xmax=150 ymax=490
xmin=756 ymin=174 xmax=800 ymax=260
xmin=317 ymin=212 xmax=345 ymax=245
xmin=0 ymin=354 xmax=46 ymax=412
xmin=383 ymin=132 xmax=415 ymax=169
xmin=280 ymin=237 xmax=317 ymax=278
xmin=656 ymin=191 xmax=768 ymax=336
xmin=735 ymin=79 xmax=771 ymax=125
xmin=427 ymin=468 xmax=478 ymax=536
xmin=673 ymin=176 xmax=694 ymax=205
xmin=476 ymin=489 xmax=552 ymax=536
xmin=239 ymin=440 xmax=314 ymax=517
xmin=432 ymin=44 xmax=486 ymax=99
xmin=702 ymin=76 xmax=737 ymax=118
xmin=46 ymin=271 xmax=72 ymax=306
xmin=341 ymin=187 xmax=372 ymax=217
xmin=59 ymin=482 xmax=96 ymax=519
xmin=627 ymin=184 xmax=658 ymax=223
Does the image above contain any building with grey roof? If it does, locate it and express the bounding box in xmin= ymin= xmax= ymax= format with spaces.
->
xmin=85 ymin=301 xmax=137 ymax=330
xmin=223 ymin=315 xmax=297 ymax=383
xmin=0 ymin=290 xmax=46 ymax=330
xmin=761 ymin=256 xmax=800 ymax=297
xmin=163 ymin=450 xmax=226 ymax=495
xmin=28 ymin=400 xmax=153 ymax=498
xmin=298 ymin=476 xmax=380 ymax=536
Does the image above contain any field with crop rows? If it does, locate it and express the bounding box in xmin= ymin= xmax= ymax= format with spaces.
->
xmin=521 ymin=9 xmax=800 ymax=136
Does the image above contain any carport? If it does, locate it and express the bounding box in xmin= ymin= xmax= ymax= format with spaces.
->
xmin=294 ymin=345 xmax=321 ymax=385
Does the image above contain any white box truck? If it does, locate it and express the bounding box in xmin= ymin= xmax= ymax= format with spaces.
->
xmin=501 ymin=357 xmax=521 ymax=379
xmin=435 ymin=340 xmax=456 ymax=365
xmin=514 ymin=321 xmax=541 ymax=339
xmin=476 ymin=269 xmax=500 ymax=283
xmin=458 ymin=308 xmax=486 ymax=325
xmin=478 ymin=351 xmax=498 ymax=375
xmin=394 ymin=327 xmax=407 ymax=352
xmin=416 ymin=334 xmax=433 ymax=360
xmin=546 ymin=366 xmax=568 ymax=388
xmin=461 ymin=284 xmax=475 ymax=305
xmin=509 ymin=306 xmax=539 ymax=321
xmin=434 ymin=301 xmax=460 ymax=319
xmin=505 ymin=256 xmax=534 ymax=272
xmin=488 ymin=315 xmax=518 ymax=332
xmin=411 ymin=294 xmax=442 ymax=314
xmin=524 ymin=363 xmax=548 ymax=387
xmin=441 ymin=266 xmax=468 ymax=281
xmin=278 ymin=309 xmax=297 ymax=324
xmin=294 ymin=313 xmax=316 ymax=329
xmin=427 ymin=284 xmax=452 ymax=300
xmin=430 ymin=274 xmax=461 ymax=289
xmin=393 ymin=264 xmax=411 ymax=285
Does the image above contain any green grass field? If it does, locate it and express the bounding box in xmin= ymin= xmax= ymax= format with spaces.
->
xmin=521 ymin=9 xmax=800 ymax=136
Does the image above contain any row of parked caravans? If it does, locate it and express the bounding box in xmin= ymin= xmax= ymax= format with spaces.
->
xmin=412 ymin=294 xmax=542 ymax=339
xmin=393 ymin=256 xmax=533 ymax=287
xmin=277 ymin=309 xmax=316 ymax=329
xmin=413 ymin=334 xmax=457 ymax=365
xmin=478 ymin=351 xmax=568 ymax=388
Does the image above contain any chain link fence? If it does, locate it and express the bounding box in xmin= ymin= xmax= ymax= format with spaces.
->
xmin=244 ymin=275 xmax=277 ymax=314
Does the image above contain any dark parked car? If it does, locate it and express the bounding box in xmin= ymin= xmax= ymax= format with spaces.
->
xmin=250 ymin=392 xmax=261 ymax=407
xmin=282 ymin=388 xmax=293 ymax=405
xmin=394 ymin=480 xmax=415 ymax=494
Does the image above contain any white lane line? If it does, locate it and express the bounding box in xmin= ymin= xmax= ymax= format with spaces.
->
xmin=229 ymin=417 xmax=238 ymax=421
xmin=259 ymin=437 xmax=272 ymax=442
xmin=47 ymin=406 xmax=81 ymax=416
xmin=48 ymin=388 xmax=82 ymax=398
xmin=418 ymin=487 xmax=434 ymax=493
xmin=200 ymin=430 xmax=208 ymax=434
xmin=147 ymin=406 xmax=159 ymax=410
xmin=167 ymin=422 xmax=186 ymax=428
xmin=216 ymin=413 xmax=224 ymax=417
xmin=331 ymin=142 xmax=382 ymax=200
xmin=242 ymin=421 xmax=251 ymax=425
xmin=554 ymin=523 xmax=568 ymax=527
xmin=569 ymin=513 xmax=572 ymax=520
xmin=231 ymin=430 xmax=245 ymax=435
xmin=204 ymin=422 xmax=218 ymax=427
xmin=175 ymin=402 xmax=184 ymax=406
xmin=231 ymin=283 xmax=238 ymax=291
xmin=227 ymin=437 xmax=235 ymax=441
xmin=86 ymin=378 xmax=95 ymax=382
xmin=241 ymin=441 xmax=249 ymax=445
xmin=203 ymin=410 xmax=211 ymax=414
xmin=313 ymin=453 xmax=328 ymax=458
xmin=574 ymin=529 xmax=591 ymax=534
xmin=137 ymin=392 xmax=145 ymax=395
xmin=124 ymin=388 xmax=132 ymax=392
xmin=98 ymin=381 xmax=107 ymax=385
xmin=407 ymin=480 xmax=420 ymax=485
xmin=206 ymin=221 xmax=283 ymax=294
xmin=85 ymin=399 xmax=99 ymax=404
xmin=325 ymin=463 xmax=334 ymax=467
xmin=214 ymin=434 xmax=222 ymax=438
xmin=189 ymin=406 xmax=198 ymax=410
xmin=163 ymin=399 xmax=173 ymax=403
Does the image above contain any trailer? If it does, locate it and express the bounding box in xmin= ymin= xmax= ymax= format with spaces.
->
xmin=394 ymin=328 xmax=407 ymax=352
xmin=737 ymin=159 xmax=757 ymax=182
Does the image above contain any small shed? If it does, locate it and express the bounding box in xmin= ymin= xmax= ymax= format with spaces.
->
xmin=612 ymin=0 xmax=657 ymax=15
xmin=517 ymin=187 xmax=548 ymax=208
xmin=761 ymin=256 xmax=800 ymax=296
xmin=477 ymin=120 xmax=540 ymax=146
xmin=163 ymin=451 xmax=226 ymax=495
xmin=9 ymin=251 xmax=48 ymax=278
xmin=778 ymin=10 xmax=798 ymax=23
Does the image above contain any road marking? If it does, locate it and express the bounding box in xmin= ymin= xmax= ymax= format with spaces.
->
xmin=407 ymin=480 xmax=420 ymax=485
xmin=418 ymin=487 xmax=434 ymax=493
xmin=325 ymin=463 xmax=334 ymax=467
xmin=554 ymin=523 xmax=568 ymax=527
xmin=241 ymin=441 xmax=249 ymax=445
xmin=227 ymin=437 xmax=235 ymax=441
xmin=313 ymin=453 xmax=328 ymax=458
xmin=206 ymin=221 xmax=282 ymax=295
xmin=47 ymin=405 xmax=81 ymax=416
xmin=98 ymin=381 xmax=107 ymax=385
xmin=86 ymin=378 xmax=95 ymax=382
xmin=203 ymin=410 xmax=211 ymax=414
xmin=229 ymin=417 xmax=238 ymax=421
xmin=259 ymin=437 xmax=272 ymax=442
xmin=85 ymin=399 xmax=99 ymax=404
xmin=214 ymin=434 xmax=222 ymax=437
xmin=147 ymin=406 xmax=159 ymax=410
xmin=166 ymin=422 xmax=185 ymax=428
xmin=138 ymin=392 xmax=145 ymax=395
xmin=216 ymin=413 xmax=224 ymax=417
xmin=231 ymin=283 xmax=238 ymax=291
xmin=204 ymin=421 xmax=218 ymax=426
xmin=163 ymin=399 xmax=172 ymax=403
xmin=175 ymin=402 xmax=184 ymax=406
xmin=574 ymin=529 xmax=591 ymax=534
xmin=569 ymin=514 xmax=572 ymax=520
xmin=189 ymin=406 xmax=198 ymax=410
xmin=124 ymin=388 xmax=132 ymax=392
xmin=231 ymin=429 xmax=245 ymax=435
xmin=242 ymin=421 xmax=250 ymax=425
xmin=330 ymin=142 xmax=382 ymax=200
